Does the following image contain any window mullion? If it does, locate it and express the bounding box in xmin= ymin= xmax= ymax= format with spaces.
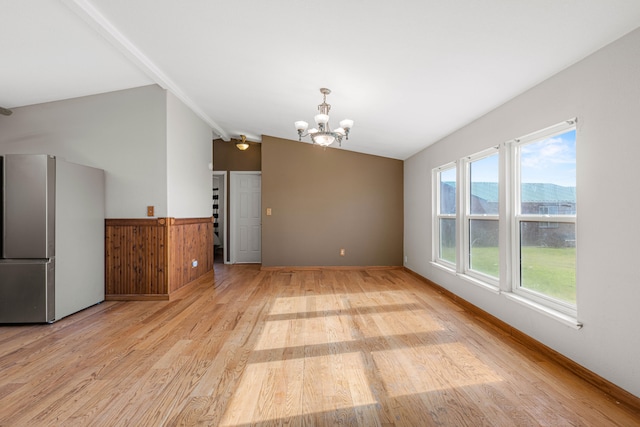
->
xmin=468 ymin=215 xmax=499 ymax=220
xmin=459 ymin=159 xmax=468 ymax=274
xmin=500 ymin=142 xmax=512 ymax=293
xmin=517 ymin=215 xmax=575 ymax=223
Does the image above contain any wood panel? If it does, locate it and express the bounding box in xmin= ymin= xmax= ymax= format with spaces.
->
xmin=105 ymin=218 xmax=169 ymax=299
xmin=168 ymin=217 xmax=214 ymax=293
xmin=0 ymin=265 xmax=638 ymax=425
xmin=105 ymin=217 xmax=213 ymax=300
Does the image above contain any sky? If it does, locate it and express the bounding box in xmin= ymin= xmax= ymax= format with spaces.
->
xmin=452 ymin=128 xmax=577 ymax=187
xmin=520 ymin=129 xmax=576 ymax=187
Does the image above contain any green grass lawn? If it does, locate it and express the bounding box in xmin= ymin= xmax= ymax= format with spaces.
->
xmin=520 ymin=246 xmax=576 ymax=304
xmin=447 ymin=246 xmax=576 ymax=304
xmin=470 ymin=246 xmax=499 ymax=278
xmin=440 ymin=245 xmax=456 ymax=264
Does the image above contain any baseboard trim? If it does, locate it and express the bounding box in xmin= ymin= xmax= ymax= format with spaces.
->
xmin=404 ymin=267 xmax=640 ymax=416
xmin=105 ymin=294 xmax=169 ymax=301
xmin=261 ymin=265 xmax=402 ymax=272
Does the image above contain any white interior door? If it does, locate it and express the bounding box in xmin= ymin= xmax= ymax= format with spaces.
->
xmin=230 ymin=172 xmax=261 ymax=263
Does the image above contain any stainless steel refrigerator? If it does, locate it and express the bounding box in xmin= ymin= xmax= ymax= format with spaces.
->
xmin=0 ymin=154 xmax=105 ymax=323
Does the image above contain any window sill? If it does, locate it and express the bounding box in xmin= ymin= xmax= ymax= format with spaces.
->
xmin=457 ymin=273 xmax=500 ymax=294
xmin=430 ymin=261 xmax=456 ymax=275
xmin=503 ymin=292 xmax=583 ymax=330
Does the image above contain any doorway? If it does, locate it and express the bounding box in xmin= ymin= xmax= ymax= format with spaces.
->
xmin=230 ymin=171 xmax=262 ymax=264
xmin=212 ymin=171 xmax=227 ymax=264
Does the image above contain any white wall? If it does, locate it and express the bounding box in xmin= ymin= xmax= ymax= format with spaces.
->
xmin=0 ymin=85 xmax=167 ymax=218
xmin=405 ymin=27 xmax=640 ymax=397
xmin=166 ymin=91 xmax=213 ymax=218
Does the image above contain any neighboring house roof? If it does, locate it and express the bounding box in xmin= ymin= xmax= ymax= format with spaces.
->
xmin=442 ymin=182 xmax=576 ymax=203
xmin=469 ymin=182 xmax=499 ymax=203
xmin=522 ymin=183 xmax=576 ymax=203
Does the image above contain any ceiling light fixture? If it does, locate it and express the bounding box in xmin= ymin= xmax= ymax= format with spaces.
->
xmin=236 ymin=135 xmax=249 ymax=151
xmin=294 ymin=88 xmax=353 ymax=147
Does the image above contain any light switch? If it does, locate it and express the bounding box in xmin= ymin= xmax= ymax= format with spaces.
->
xmin=266 ymin=208 xmax=272 ymax=216
xmin=147 ymin=206 xmax=154 ymax=217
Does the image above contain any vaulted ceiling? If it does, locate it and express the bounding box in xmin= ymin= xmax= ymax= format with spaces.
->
xmin=2 ymin=1 xmax=640 ymax=159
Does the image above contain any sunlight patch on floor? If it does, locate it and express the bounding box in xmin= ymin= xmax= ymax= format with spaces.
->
xmin=357 ymin=308 xmax=444 ymax=338
xmin=374 ymin=342 xmax=503 ymax=397
xmin=268 ymin=290 xmax=422 ymax=316
xmin=254 ymin=315 xmax=354 ymax=350
xmin=219 ymin=352 xmax=376 ymax=426
xmin=347 ymin=290 xmax=419 ymax=307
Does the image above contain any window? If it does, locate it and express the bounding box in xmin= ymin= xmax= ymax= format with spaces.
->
xmin=434 ymin=164 xmax=456 ymax=266
xmin=431 ymin=118 xmax=578 ymax=320
xmin=465 ymin=150 xmax=499 ymax=282
xmin=512 ymin=120 xmax=576 ymax=314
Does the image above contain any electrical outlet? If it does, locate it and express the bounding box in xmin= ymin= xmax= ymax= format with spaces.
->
xmin=340 ymin=248 xmax=345 ymax=256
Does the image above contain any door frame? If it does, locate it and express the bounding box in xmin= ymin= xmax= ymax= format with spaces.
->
xmin=229 ymin=171 xmax=262 ymax=264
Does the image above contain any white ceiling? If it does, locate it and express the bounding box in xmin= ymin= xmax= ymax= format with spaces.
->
xmin=2 ymin=1 xmax=640 ymax=160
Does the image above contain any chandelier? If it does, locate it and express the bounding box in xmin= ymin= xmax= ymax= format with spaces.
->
xmin=294 ymin=88 xmax=353 ymax=147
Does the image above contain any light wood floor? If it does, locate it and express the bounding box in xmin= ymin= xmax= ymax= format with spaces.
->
xmin=1 ymin=265 xmax=638 ymax=426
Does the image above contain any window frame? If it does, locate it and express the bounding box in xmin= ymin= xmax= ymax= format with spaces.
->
xmin=433 ymin=162 xmax=457 ymax=269
xmin=509 ymin=119 xmax=577 ymax=316
xmin=462 ymin=147 xmax=500 ymax=286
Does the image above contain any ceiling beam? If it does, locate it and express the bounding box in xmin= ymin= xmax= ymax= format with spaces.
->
xmin=60 ymin=0 xmax=229 ymax=140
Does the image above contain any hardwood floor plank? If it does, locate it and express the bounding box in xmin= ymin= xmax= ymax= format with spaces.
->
xmin=0 ymin=264 xmax=638 ymax=426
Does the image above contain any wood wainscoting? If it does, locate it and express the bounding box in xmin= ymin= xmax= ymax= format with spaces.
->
xmin=168 ymin=218 xmax=214 ymax=294
xmin=105 ymin=217 xmax=213 ymax=300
